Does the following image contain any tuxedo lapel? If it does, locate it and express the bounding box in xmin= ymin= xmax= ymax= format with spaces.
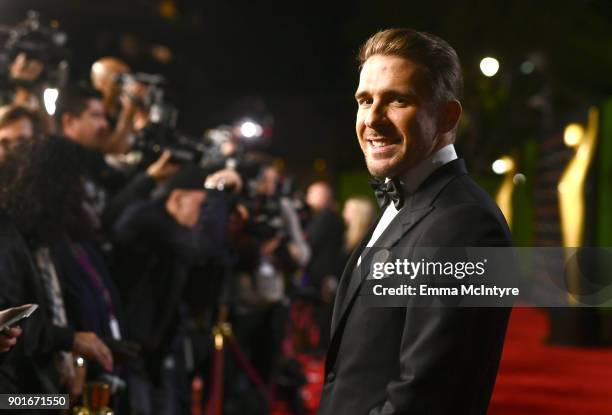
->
xmin=330 ymin=207 xmax=384 ymax=335
xmin=330 ymin=203 xmax=434 ymax=339
xmin=328 ymin=159 xmax=468 ymax=342
xmin=374 ymin=205 xmax=434 ymax=249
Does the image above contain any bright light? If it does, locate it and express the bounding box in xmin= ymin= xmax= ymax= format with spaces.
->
xmin=239 ymin=120 xmax=262 ymax=139
xmin=43 ymin=88 xmax=59 ymax=115
xmin=492 ymin=157 xmax=514 ymax=175
xmin=564 ymin=123 xmax=584 ymax=147
xmin=480 ymin=57 xmax=500 ymax=77
xmin=240 ymin=121 xmax=257 ymax=138
xmin=492 ymin=159 xmax=507 ymax=174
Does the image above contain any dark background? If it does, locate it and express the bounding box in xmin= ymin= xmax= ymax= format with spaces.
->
xmin=2 ymin=0 xmax=612 ymax=182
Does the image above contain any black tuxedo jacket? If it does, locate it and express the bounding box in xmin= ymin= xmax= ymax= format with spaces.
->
xmin=306 ymin=207 xmax=346 ymax=290
xmin=318 ymin=159 xmax=512 ymax=415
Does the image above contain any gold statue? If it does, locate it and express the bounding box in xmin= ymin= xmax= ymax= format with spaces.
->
xmin=494 ymin=155 xmax=516 ymax=230
xmin=558 ymin=107 xmax=599 ymax=302
xmin=72 ymin=382 xmax=113 ymax=415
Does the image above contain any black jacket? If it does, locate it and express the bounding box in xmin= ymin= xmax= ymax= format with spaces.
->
xmin=0 ymin=217 xmax=74 ymax=393
xmin=305 ymin=208 xmax=345 ymax=290
xmin=318 ymin=160 xmax=513 ymax=415
xmin=111 ymin=195 xmax=228 ymax=380
xmin=112 ymin=200 xmax=195 ymax=357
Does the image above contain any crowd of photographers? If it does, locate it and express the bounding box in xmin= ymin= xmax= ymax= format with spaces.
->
xmin=0 ymin=12 xmax=373 ymax=415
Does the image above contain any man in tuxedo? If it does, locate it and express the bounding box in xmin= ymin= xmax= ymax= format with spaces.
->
xmin=318 ymin=29 xmax=512 ymax=415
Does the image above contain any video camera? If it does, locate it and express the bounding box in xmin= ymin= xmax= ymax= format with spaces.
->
xmin=130 ymin=79 xmax=261 ymax=170
xmin=242 ymin=176 xmax=308 ymax=239
xmin=125 ymin=73 xmax=212 ymax=165
xmin=0 ymin=10 xmax=70 ymax=88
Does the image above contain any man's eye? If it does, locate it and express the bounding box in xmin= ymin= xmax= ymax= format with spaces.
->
xmin=357 ymin=98 xmax=372 ymax=106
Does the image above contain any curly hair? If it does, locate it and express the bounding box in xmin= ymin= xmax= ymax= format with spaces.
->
xmin=0 ymin=136 xmax=93 ymax=247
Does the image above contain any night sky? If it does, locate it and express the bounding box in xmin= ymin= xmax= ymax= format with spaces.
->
xmin=2 ymin=0 xmax=612 ymax=183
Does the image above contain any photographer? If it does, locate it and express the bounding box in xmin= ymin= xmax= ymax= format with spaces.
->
xmin=287 ymin=181 xmax=345 ymax=354
xmin=8 ymin=52 xmax=44 ymax=108
xmin=56 ymin=84 xmax=179 ymax=236
xmin=1 ymin=51 xmax=56 ymax=134
xmin=54 ymin=84 xmax=122 ymax=230
xmin=1 ymin=11 xmax=69 ymax=133
xmin=91 ymin=57 xmax=148 ymax=154
xmin=111 ymin=166 xmax=240 ymax=415
xmin=225 ymin=163 xmax=309 ymax=409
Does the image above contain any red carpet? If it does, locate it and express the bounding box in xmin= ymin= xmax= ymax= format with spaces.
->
xmin=272 ymin=307 xmax=612 ymax=414
xmin=488 ymin=307 xmax=612 ymax=415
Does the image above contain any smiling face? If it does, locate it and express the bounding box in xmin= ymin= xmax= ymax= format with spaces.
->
xmin=355 ymin=54 xmax=440 ymax=179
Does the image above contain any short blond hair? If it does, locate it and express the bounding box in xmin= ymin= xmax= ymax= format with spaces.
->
xmin=343 ymin=197 xmax=376 ymax=251
xmin=358 ymin=28 xmax=463 ymax=106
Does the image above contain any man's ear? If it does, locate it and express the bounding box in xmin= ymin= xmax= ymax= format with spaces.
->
xmin=437 ymin=100 xmax=462 ymax=134
xmin=61 ymin=113 xmax=74 ymax=134
xmin=165 ymin=189 xmax=182 ymax=215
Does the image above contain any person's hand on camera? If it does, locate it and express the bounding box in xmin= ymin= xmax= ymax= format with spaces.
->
xmin=10 ymin=53 xmax=44 ymax=83
xmin=146 ymin=150 xmax=179 ymax=182
xmin=0 ymin=326 xmax=22 ymax=353
xmin=205 ymin=169 xmax=243 ymax=194
xmin=120 ymin=81 xmax=148 ymax=112
xmin=72 ymin=332 xmax=113 ymax=372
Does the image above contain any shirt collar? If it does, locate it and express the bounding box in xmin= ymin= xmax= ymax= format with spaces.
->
xmin=392 ymin=144 xmax=458 ymax=194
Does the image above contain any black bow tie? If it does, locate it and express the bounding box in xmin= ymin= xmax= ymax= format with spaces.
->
xmin=369 ymin=177 xmax=405 ymax=209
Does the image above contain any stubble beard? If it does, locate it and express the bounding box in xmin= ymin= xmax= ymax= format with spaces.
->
xmin=364 ymin=152 xmax=403 ymax=179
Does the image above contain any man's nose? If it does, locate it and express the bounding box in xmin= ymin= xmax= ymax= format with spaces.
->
xmin=364 ymin=102 xmax=386 ymax=129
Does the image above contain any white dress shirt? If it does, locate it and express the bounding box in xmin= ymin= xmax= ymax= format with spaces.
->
xmin=357 ymin=144 xmax=458 ymax=266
